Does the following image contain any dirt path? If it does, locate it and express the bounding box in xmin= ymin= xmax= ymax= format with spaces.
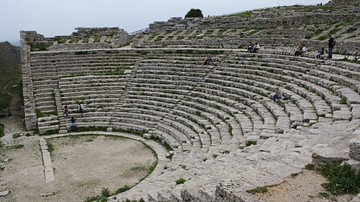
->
xmin=256 ymin=170 xmax=354 ymax=202
xmin=1 ymin=135 xmax=156 ymax=202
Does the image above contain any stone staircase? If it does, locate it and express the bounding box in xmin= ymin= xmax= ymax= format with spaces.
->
xmin=54 ymin=88 xmax=68 ymax=134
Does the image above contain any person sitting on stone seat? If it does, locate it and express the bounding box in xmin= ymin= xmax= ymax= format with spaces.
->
xmin=272 ymin=88 xmax=282 ymax=102
xmin=203 ymin=56 xmax=214 ymax=65
xmin=252 ymin=42 xmax=260 ymax=53
xmin=294 ymin=45 xmax=302 ymax=56
xmin=247 ymin=41 xmax=254 ymax=52
xmin=300 ymin=44 xmax=307 ymax=56
xmin=316 ymin=47 xmax=325 ymax=59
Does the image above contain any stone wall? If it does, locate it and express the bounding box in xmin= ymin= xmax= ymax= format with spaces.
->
xmin=20 ymin=31 xmax=37 ymax=130
xmin=23 ymin=27 xmax=130 ymax=52
xmin=148 ymin=13 xmax=358 ymax=33
xmin=328 ymin=0 xmax=360 ymax=5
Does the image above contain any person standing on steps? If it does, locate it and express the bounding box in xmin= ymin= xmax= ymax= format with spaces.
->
xmin=78 ymin=103 xmax=84 ymax=114
xmin=70 ymin=116 xmax=76 ymax=131
xmin=328 ymin=35 xmax=336 ymax=59
xmin=63 ymin=104 xmax=69 ymax=117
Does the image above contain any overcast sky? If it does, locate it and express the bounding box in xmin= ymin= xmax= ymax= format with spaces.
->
xmin=1 ymin=0 xmax=329 ymax=42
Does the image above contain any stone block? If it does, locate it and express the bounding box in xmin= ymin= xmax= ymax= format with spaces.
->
xmin=143 ymin=133 xmax=152 ymax=140
xmin=0 ymin=190 xmax=10 ymax=197
xmin=312 ymin=147 xmax=349 ymax=169
xmin=349 ymin=137 xmax=360 ymax=161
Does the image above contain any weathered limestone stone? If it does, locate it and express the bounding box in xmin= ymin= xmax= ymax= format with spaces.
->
xmin=349 ymin=136 xmax=360 ymax=161
xmin=352 ymin=194 xmax=360 ymax=202
xmin=0 ymin=190 xmax=10 ymax=197
xmin=343 ymin=159 xmax=360 ymax=175
xmin=39 ymin=192 xmax=55 ymax=197
xmin=143 ymin=133 xmax=152 ymax=140
xmin=312 ymin=147 xmax=349 ymax=169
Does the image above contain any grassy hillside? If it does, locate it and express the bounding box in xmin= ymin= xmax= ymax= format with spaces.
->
xmin=0 ymin=41 xmax=21 ymax=110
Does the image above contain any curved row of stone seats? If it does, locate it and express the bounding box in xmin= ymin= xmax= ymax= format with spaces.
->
xmin=257 ymin=53 xmax=360 ymax=119
xmin=128 ymin=58 xmax=244 ymax=147
xmin=227 ymin=52 xmax=360 ymax=121
xmin=122 ymin=98 xmax=213 ymax=148
xmin=208 ymin=64 xmax=320 ymax=124
xmin=49 ymin=49 xmax=360 ymax=201
xmin=221 ymin=53 xmax=335 ymax=115
xmin=58 ymin=75 xmax=127 ymax=112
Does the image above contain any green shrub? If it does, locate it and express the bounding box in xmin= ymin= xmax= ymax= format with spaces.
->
xmin=13 ymin=133 xmax=21 ymax=139
xmin=116 ymin=185 xmax=130 ymax=194
xmin=246 ymin=141 xmax=257 ymax=147
xmin=317 ymin=35 xmax=327 ymax=41
xmin=304 ymin=164 xmax=315 ymax=170
xmin=246 ymin=186 xmax=268 ymax=194
xmin=185 ymin=8 xmax=203 ymax=18
xmin=85 ymin=187 xmax=110 ymax=202
xmin=176 ymin=178 xmax=186 ymax=185
xmin=47 ymin=142 xmax=54 ymax=153
xmin=320 ymin=163 xmax=360 ymax=195
xmin=340 ymin=97 xmax=347 ymax=104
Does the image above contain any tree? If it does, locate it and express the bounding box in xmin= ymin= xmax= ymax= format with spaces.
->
xmin=185 ymin=8 xmax=203 ymax=18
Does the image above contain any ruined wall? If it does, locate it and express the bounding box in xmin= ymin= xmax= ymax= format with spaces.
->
xmin=23 ymin=27 xmax=130 ymax=52
xmin=20 ymin=31 xmax=37 ymax=130
xmin=148 ymin=13 xmax=358 ymax=33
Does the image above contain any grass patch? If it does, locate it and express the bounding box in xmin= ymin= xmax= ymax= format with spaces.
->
xmin=12 ymin=133 xmax=21 ymax=139
xmin=320 ymin=163 xmax=360 ymax=196
xmin=47 ymin=142 xmax=54 ymax=153
xmin=305 ymin=163 xmax=315 ymax=170
xmin=246 ymin=141 xmax=257 ymax=147
xmin=345 ymin=27 xmax=357 ymax=34
xmin=85 ymin=187 xmax=110 ymax=202
xmin=339 ymin=97 xmax=347 ymax=104
xmin=175 ymin=178 xmax=186 ymax=185
xmin=116 ymin=185 xmax=130 ymax=194
xmin=291 ymin=173 xmax=299 ymax=178
xmin=317 ymin=35 xmax=327 ymax=41
xmin=328 ymin=28 xmax=342 ymax=36
xmin=246 ymin=186 xmax=268 ymax=194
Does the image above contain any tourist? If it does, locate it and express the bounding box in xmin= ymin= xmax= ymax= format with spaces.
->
xmin=272 ymin=88 xmax=282 ymax=102
xmin=78 ymin=103 xmax=84 ymax=113
xmin=203 ymin=56 xmax=214 ymax=65
xmin=294 ymin=45 xmax=302 ymax=56
xmin=295 ymin=44 xmax=306 ymax=56
xmin=63 ymin=104 xmax=69 ymax=117
xmin=300 ymin=44 xmax=307 ymax=56
xmin=247 ymin=41 xmax=254 ymax=52
xmin=328 ymin=35 xmax=336 ymax=59
xmin=316 ymin=47 xmax=325 ymax=59
xmin=252 ymin=42 xmax=260 ymax=53
xmin=70 ymin=116 xmax=76 ymax=131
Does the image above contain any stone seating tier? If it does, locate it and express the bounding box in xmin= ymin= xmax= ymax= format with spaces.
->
xmin=22 ymin=47 xmax=360 ymax=201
